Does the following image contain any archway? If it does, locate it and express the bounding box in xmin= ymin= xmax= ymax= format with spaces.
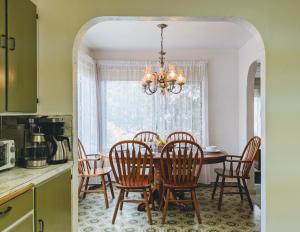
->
xmin=72 ymin=16 xmax=266 ymax=230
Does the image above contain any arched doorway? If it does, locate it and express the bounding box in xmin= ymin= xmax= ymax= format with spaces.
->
xmin=72 ymin=16 xmax=266 ymax=230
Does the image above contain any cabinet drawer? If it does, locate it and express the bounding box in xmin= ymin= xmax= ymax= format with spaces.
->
xmin=0 ymin=189 xmax=33 ymax=230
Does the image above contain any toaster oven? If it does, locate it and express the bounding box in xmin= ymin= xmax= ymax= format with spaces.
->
xmin=0 ymin=140 xmax=16 ymax=171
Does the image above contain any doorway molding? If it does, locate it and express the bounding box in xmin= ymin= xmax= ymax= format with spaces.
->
xmin=72 ymin=16 xmax=266 ymax=231
xmin=247 ymin=61 xmax=259 ymax=140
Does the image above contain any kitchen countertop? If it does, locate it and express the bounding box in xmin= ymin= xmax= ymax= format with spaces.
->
xmin=0 ymin=162 xmax=73 ymax=199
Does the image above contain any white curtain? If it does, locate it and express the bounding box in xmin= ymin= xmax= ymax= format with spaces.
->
xmin=254 ymin=84 xmax=262 ymax=137
xmin=96 ymin=60 xmax=212 ymax=183
xmin=77 ymin=53 xmax=99 ymax=154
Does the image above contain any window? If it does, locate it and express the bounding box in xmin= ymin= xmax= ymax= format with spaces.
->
xmin=97 ymin=60 xmax=208 ymax=151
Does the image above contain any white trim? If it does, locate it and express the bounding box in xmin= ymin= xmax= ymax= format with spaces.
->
xmin=72 ymin=16 xmax=266 ymax=232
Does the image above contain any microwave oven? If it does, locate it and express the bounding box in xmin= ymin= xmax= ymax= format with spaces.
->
xmin=0 ymin=140 xmax=16 ymax=171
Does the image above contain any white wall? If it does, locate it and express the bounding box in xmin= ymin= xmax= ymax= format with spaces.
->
xmin=238 ymin=37 xmax=264 ymax=152
xmin=91 ymin=48 xmax=240 ymax=155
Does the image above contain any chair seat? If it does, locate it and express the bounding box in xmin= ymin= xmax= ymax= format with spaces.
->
xmin=214 ymin=168 xmax=249 ymax=179
xmin=163 ymin=180 xmax=199 ymax=189
xmin=116 ymin=176 xmax=151 ymax=189
xmin=79 ymin=167 xmax=112 ymax=177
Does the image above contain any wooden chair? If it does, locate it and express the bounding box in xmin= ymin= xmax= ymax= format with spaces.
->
xmin=133 ymin=131 xmax=159 ymax=143
xmin=131 ymin=131 xmax=159 ymax=198
xmin=166 ymin=132 xmax=195 ymax=143
xmin=109 ymin=140 xmax=154 ymax=225
xmin=78 ymin=139 xmax=114 ymax=209
xmin=160 ymin=140 xmax=204 ymax=224
xmin=212 ymin=136 xmax=261 ymax=210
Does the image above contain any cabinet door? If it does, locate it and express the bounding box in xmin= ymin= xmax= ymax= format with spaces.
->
xmin=0 ymin=0 xmax=5 ymax=112
xmin=35 ymin=170 xmax=72 ymax=232
xmin=7 ymin=0 xmax=37 ymax=112
xmin=4 ymin=212 xmax=34 ymax=232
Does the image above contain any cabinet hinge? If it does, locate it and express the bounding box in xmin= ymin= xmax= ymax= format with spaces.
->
xmin=36 ymin=98 xmax=39 ymax=104
xmin=36 ymin=14 xmax=39 ymax=20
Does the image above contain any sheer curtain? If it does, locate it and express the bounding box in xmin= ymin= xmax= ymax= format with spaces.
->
xmin=78 ymin=59 xmax=212 ymax=183
xmin=96 ymin=60 xmax=212 ymax=183
xmin=77 ymin=53 xmax=99 ymax=154
xmin=96 ymin=60 xmax=208 ymax=149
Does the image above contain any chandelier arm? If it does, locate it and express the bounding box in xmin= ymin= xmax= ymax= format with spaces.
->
xmin=145 ymin=89 xmax=154 ymax=95
xmin=146 ymin=83 xmax=158 ymax=95
xmin=144 ymin=87 xmax=153 ymax=95
xmin=170 ymin=84 xmax=183 ymax=94
xmin=166 ymin=81 xmax=175 ymax=92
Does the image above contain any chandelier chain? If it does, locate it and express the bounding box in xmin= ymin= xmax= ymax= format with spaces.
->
xmin=160 ymin=25 xmax=164 ymax=67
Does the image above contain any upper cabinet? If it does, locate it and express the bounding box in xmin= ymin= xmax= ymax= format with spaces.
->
xmin=0 ymin=0 xmax=6 ymax=112
xmin=0 ymin=0 xmax=37 ymax=113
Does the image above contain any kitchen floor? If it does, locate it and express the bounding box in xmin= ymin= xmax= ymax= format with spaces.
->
xmin=78 ymin=186 xmax=260 ymax=232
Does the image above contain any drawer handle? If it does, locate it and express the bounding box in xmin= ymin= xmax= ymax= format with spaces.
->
xmin=0 ymin=206 xmax=12 ymax=216
xmin=8 ymin=37 xmax=15 ymax=51
xmin=38 ymin=219 xmax=44 ymax=232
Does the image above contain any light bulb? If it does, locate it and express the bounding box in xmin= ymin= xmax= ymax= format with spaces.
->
xmin=167 ymin=65 xmax=177 ymax=82
xmin=141 ymin=77 xmax=148 ymax=87
xmin=145 ymin=73 xmax=153 ymax=83
xmin=177 ymin=69 xmax=186 ymax=85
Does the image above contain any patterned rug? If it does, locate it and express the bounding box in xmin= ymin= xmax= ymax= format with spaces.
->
xmin=78 ymin=186 xmax=260 ymax=232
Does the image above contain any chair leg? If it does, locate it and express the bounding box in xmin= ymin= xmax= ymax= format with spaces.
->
xmin=120 ymin=189 xmax=125 ymax=211
xmin=83 ymin=177 xmax=89 ymax=199
xmin=112 ymin=189 xmax=124 ymax=224
xmin=149 ymin=187 xmax=154 ymax=209
xmin=144 ymin=189 xmax=152 ymax=225
xmin=237 ymin=177 xmax=244 ymax=201
xmin=212 ymin=174 xmax=220 ymax=200
xmin=242 ymin=178 xmax=253 ymax=210
xmin=159 ymin=186 xmax=166 ymax=210
xmin=218 ymin=176 xmax=225 ymax=210
xmin=162 ymin=188 xmax=170 ymax=224
xmin=191 ymin=190 xmax=202 ymax=224
xmin=101 ymin=175 xmax=109 ymax=209
xmin=107 ymin=173 xmax=115 ymax=199
xmin=78 ymin=177 xmax=85 ymax=197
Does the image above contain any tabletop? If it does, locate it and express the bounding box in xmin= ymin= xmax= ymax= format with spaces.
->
xmin=101 ymin=150 xmax=227 ymax=165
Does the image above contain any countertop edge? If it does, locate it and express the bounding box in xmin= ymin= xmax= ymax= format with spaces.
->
xmin=0 ymin=162 xmax=73 ymax=200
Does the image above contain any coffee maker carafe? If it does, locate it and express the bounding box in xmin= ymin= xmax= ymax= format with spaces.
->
xmin=25 ymin=132 xmax=49 ymax=168
xmin=37 ymin=117 xmax=71 ymax=164
xmin=48 ymin=135 xmax=71 ymax=164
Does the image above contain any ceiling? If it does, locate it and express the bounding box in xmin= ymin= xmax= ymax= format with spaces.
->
xmin=82 ymin=21 xmax=254 ymax=51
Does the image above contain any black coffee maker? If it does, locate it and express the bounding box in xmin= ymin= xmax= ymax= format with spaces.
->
xmin=37 ymin=117 xmax=71 ymax=164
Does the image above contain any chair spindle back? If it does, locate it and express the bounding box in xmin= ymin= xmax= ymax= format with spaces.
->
xmin=133 ymin=131 xmax=159 ymax=143
xmin=238 ymin=136 xmax=261 ymax=177
xmin=166 ymin=132 xmax=195 ymax=143
xmin=109 ymin=140 xmax=153 ymax=186
xmin=161 ymin=140 xmax=204 ymax=186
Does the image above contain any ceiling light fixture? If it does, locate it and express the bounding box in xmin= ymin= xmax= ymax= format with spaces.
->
xmin=140 ymin=24 xmax=186 ymax=95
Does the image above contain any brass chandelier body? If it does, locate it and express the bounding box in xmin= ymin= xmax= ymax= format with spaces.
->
xmin=141 ymin=24 xmax=186 ymax=95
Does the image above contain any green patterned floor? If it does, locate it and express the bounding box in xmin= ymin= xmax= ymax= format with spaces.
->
xmin=78 ymin=186 xmax=260 ymax=232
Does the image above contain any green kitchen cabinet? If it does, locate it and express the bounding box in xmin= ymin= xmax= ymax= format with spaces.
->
xmin=35 ymin=170 xmax=72 ymax=232
xmin=0 ymin=189 xmax=34 ymax=232
xmin=0 ymin=0 xmax=37 ymax=113
xmin=0 ymin=0 xmax=5 ymax=112
xmin=4 ymin=213 xmax=34 ymax=232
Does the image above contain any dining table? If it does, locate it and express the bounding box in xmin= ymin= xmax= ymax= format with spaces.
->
xmin=102 ymin=147 xmax=228 ymax=210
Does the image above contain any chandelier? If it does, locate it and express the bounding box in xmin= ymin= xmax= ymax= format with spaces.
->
xmin=140 ymin=24 xmax=186 ymax=95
